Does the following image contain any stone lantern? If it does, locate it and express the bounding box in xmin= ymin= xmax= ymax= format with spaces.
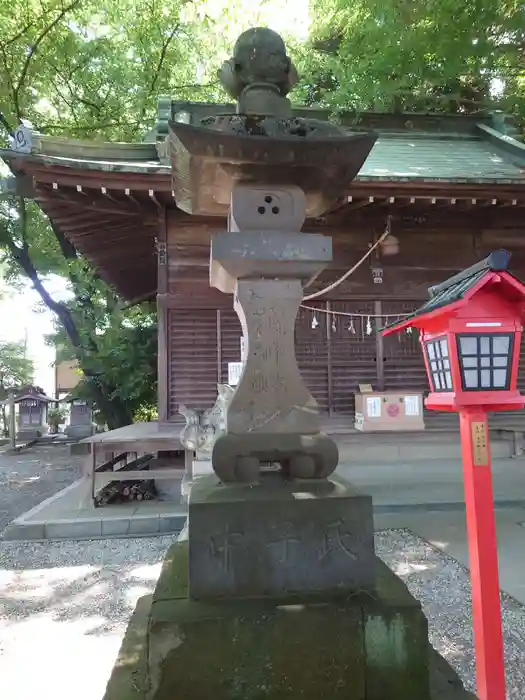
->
xmin=103 ymin=28 xmax=477 ymax=700
xmin=171 ymin=27 xmax=377 ymax=483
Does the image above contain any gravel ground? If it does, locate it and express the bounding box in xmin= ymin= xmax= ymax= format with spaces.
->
xmin=377 ymin=529 xmax=525 ymax=699
xmin=0 ymin=536 xmax=173 ymax=700
xmin=0 ymin=530 xmax=524 ymax=699
xmin=0 ymin=448 xmax=523 ymax=698
xmin=0 ymin=443 xmax=83 ymax=534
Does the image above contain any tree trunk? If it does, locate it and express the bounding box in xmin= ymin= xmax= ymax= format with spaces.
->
xmin=4 ymin=205 xmax=134 ymax=430
xmin=1 ymin=404 xmax=7 ymax=438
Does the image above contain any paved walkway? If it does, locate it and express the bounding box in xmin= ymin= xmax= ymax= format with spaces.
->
xmin=374 ymin=508 xmax=525 ymax=606
xmin=337 ymin=457 xmax=525 ymax=509
xmin=335 ymin=457 xmax=525 ymax=605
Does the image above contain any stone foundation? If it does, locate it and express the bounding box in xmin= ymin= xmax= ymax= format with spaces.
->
xmin=15 ymin=428 xmax=43 ymax=441
xmin=103 ymin=542 xmax=477 ymax=700
xmin=64 ymin=424 xmax=94 ymax=439
xmin=188 ymin=473 xmax=374 ymax=599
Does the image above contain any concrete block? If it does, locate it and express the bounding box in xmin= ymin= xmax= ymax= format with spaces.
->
xmin=16 ymin=428 xmax=42 ymax=441
xmin=192 ymin=459 xmax=213 ymax=477
xmin=127 ymin=515 xmax=159 ymax=535
xmin=45 ymin=517 xmax=102 ymax=539
xmin=150 ymin=543 xmax=366 ymax=700
xmin=159 ymin=514 xmax=186 ymax=533
xmin=101 ymin=518 xmax=131 ymax=537
xmin=210 ymin=230 xmax=332 ymax=291
xmin=3 ymin=521 xmax=45 ymax=540
xmin=364 ymin=560 xmax=430 ymax=699
xmin=188 ymin=473 xmax=374 ymax=599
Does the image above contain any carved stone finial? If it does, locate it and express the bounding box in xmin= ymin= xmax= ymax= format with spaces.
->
xmin=218 ymin=27 xmax=298 ymax=117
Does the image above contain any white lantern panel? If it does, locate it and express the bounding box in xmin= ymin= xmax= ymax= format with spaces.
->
xmin=457 ymin=333 xmax=513 ymax=392
xmin=425 ymin=336 xmax=453 ymax=392
xmin=464 ymin=369 xmax=479 ymax=389
xmin=460 ymin=337 xmax=477 ymax=355
xmin=480 ymin=337 xmax=491 ymax=354
xmin=493 ymin=336 xmax=510 ymax=354
xmin=493 ymin=369 xmax=508 ymax=388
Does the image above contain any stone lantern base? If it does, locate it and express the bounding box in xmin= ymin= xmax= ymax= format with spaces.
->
xmin=102 ymin=542 xmax=477 ymax=700
xmin=102 ymin=474 xmax=478 ymax=700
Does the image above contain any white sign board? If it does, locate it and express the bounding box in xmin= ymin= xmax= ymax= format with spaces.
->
xmin=240 ymin=336 xmax=246 ymax=362
xmin=228 ymin=362 xmax=243 ymax=386
xmin=404 ymin=395 xmax=421 ymax=416
xmin=366 ymin=396 xmax=381 ymax=419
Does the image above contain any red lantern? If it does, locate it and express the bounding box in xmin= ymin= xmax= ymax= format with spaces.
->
xmin=382 ymin=249 xmax=525 ymax=700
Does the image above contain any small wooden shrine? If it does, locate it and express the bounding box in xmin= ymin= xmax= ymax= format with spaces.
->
xmin=14 ymin=385 xmax=56 ymax=440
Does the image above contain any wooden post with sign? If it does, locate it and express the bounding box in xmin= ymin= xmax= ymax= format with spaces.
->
xmin=459 ymin=408 xmax=506 ymax=700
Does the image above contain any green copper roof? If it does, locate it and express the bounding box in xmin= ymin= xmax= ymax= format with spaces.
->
xmin=1 ymin=103 xmax=525 ymax=186
xmin=359 ymin=134 xmax=525 ymax=183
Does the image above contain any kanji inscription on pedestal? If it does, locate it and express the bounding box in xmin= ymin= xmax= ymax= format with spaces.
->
xmin=188 ymin=475 xmax=375 ymax=599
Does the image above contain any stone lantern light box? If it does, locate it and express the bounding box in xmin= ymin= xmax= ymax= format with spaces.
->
xmin=383 ymin=249 xmax=525 ymax=413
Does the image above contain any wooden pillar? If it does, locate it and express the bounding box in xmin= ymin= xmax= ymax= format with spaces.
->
xmin=374 ymin=299 xmax=385 ymax=391
xmin=157 ymin=208 xmax=169 ymax=422
xmin=157 ymin=299 xmax=169 ymax=422
xmin=216 ymin=309 xmax=222 ymax=384
xmin=326 ymin=300 xmax=334 ymax=415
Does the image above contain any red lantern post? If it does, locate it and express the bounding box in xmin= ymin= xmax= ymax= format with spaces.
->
xmin=382 ymin=249 xmax=525 ymax=700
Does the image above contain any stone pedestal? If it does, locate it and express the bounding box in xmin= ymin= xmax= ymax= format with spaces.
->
xmin=188 ymin=474 xmax=375 ymax=600
xmin=209 ymin=188 xmax=339 ymax=482
xmin=102 ymin=540 xmax=478 ymax=700
xmin=64 ymin=424 xmax=94 ymax=439
xmin=15 ymin=427 xmax=44 ymax=441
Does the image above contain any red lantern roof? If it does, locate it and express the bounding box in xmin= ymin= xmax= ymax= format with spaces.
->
xmin=382 ymin=249 xmax=525 ymax=336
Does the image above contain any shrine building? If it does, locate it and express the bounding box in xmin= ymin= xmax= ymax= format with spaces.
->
xmin=2 ymin=101 xmax=525 ymax=428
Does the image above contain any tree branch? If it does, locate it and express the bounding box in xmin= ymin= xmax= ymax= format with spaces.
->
xmin=150 ymin=24 xmax=180 ymax=97
xmin=3 ymin=19 xmax=36 ymax=47
xmin=13 ymin=0 xmax=82 ymax=110
xmin=137 ymin=24 xmax=181 ymax=127
xmin=48 ymin=218 xmax=78 ymax=261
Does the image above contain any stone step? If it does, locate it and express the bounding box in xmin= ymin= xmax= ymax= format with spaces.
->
xmin=335 ymin=432 xmax=514 ymax=464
